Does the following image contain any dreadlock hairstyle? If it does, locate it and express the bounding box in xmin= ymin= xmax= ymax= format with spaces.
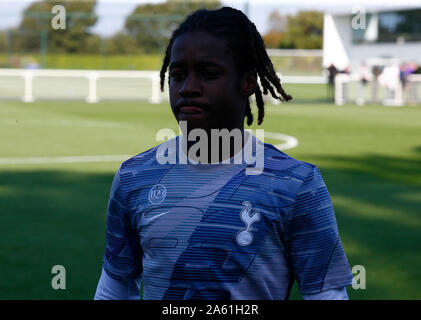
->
xmin=160 ymin=6 xmax=292 ymax=126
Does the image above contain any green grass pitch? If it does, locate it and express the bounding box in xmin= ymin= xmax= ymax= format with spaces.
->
xmin=0 ymin=84 xmax=420 ymax=299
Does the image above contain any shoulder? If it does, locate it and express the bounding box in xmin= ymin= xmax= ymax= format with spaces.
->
xmin=259 ymin=143 xmax=327 ymax=206
xmin=119 ymin=135 xmax=178 ymax=172
xmin=262 ymin=142 xmax=318 ymax=183
xmin=120 ymin=146 xmax=159 ymax=171
xmin=111 ymin=137 xmax=177 ymax=199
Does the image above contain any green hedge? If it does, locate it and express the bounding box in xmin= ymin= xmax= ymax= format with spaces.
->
xmin=0 ymin=54 xmax=323 ymax=75
xmin=0 ymin=54 xmax=164 ymax=70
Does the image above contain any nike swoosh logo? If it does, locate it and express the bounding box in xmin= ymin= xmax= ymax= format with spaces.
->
xmin=143 ymin=211 xmax=170 ymax=224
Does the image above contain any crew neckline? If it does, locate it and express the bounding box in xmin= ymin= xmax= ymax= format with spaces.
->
xmin=177 ymin=130 xmax=253 ymax=169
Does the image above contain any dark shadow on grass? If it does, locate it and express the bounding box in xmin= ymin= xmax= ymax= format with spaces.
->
xmin=0 ymin=170 xmax=115 ymax=299
xmin=302 ymin=153 xmax=421 ymax=299
xmin=1 ymin=154 xmax=421 ymax=299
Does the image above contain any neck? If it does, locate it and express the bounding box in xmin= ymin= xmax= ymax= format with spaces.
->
xmin=181 ymin=126 xmax=247 ymax=164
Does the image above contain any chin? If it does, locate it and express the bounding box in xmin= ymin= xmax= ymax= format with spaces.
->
xmin=177 ymin=112 xmax=212 ymax=130
xmin=178 ymin=118 xmax=210 ymax=133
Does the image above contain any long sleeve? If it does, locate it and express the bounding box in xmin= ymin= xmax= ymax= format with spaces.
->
xmin=102 ymin=167 xmax=142 ymax=281
xmin=302 ymin=287 xmax=349 ymax=300
xmin=96 ymin=167 xmax=142 ymax=299
xmin=284 ymin=165 xmax=353 ymax=295
xmin=94 ymin=268 xmax=141 ymax=300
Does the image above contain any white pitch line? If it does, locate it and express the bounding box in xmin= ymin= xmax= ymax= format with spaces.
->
xmin=0 ymin=133 xmax=298 ymax=165
xmin=0 ymin=155 xmax=133 ymax=165
xmin=264 ymin=131 xmax=299 ymax=150
xmin=0 ymin=118 xmax=142 ymax=129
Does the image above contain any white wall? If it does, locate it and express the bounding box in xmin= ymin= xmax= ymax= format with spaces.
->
xmin=348 ymin=42 xmax=421 ymax=70
xmin=323 ymin=14 xmax=351 ymax=70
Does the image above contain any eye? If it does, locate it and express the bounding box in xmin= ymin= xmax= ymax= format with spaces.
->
xmin=202 ymin=70 xmax=219 ymax=79
xmin=169 ymin=71 xmax=184 ymax=81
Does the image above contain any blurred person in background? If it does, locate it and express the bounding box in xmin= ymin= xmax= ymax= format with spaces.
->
xmin=356 ymin=62 xmax=371 ymax=105
xmin=326 ymin=63 xmax=338 ymax=102
xmin=403 ymin=62 xmax=419 ymax=105
xmin=378 ymin=64 xmax=401 ymax=103
xmin=371 ymin=65 xmax=382 ymax=104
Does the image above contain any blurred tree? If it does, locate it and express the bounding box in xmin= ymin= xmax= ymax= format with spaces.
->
xmin=0 ymin=31 xmax=5 ymax=51
xmin=16 ymin=0 xmax=98 ymax=54
xmin=84 ymin=34 xmax=102 ymax=54
xmin=124 ymin=0 xmax=221 ymax=53
xmin=263 ymin=10 xmax=323 ymax=49
xmin=284 ymin=11 xmax=323 ymax=49
xmin=267 ymin=10 xmax=287 ymax=33
xmin=262 ymin=30 xmax=284 ymax=48
xmin=106 ymin=32 xmax=141 ymax=55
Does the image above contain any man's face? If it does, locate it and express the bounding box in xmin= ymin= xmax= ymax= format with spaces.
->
xmin=169 ymin=30 xmax=253 ymax=133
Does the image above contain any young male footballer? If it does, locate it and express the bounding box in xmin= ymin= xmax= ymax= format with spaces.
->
xmin=94 ymin=7 xmax=353 ymax=300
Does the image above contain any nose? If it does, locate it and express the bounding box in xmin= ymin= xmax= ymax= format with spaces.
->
xmin=179 ymin=72 xmax=201 ymax=97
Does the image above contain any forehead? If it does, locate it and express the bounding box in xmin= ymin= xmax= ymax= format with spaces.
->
xmin=170 ymin=31 xmax=234 ymax=69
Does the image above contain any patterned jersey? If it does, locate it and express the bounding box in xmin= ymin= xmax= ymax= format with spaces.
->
xmin=101 ymin=134 xmax=353 ymax=299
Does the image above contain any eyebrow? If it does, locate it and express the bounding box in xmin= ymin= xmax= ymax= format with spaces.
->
xmin=169 ymin=60 xmax=224 ymax=70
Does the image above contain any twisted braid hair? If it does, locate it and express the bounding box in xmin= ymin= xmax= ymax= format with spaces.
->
xmin=160 ymin=6 xmax=292 ymax=126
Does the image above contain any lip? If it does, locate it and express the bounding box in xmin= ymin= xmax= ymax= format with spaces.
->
xmin=176 ymin=102 xmax=209 ymax=121
xmin=176 ymin=101 xmax=209 ymax=112
xmin=179 ymin=106 xmax=205 ymax=114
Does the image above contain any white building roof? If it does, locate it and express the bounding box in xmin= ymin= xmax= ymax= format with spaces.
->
xmin=324 ymin=4 xmax=421 ymax=15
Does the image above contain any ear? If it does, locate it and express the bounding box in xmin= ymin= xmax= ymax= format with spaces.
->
xmin=241 ymin=69 xmax=257 ymax=97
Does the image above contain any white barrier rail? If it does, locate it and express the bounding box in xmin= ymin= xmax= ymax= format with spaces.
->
xmin=0 ymin=69 xmax=162 ymax=103
xmin=0 ymin=68 xmax=326 ymax=103
xmin=334 ymin=73 xmax=421 ymax=106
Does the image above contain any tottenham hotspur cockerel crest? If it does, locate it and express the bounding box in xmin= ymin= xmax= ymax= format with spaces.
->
xmin=236 ymin=201 xmax=260 ymax=246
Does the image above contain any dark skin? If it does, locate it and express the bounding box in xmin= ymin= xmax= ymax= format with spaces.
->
xmin=168 ymin=30 xmax=257 ymax=163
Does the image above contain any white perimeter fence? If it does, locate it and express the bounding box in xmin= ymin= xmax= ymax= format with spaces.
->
xmin=335 ymin=73 xmax=421 ymax=106
xmin=0 ymin=68 xmax=325 ymax=105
